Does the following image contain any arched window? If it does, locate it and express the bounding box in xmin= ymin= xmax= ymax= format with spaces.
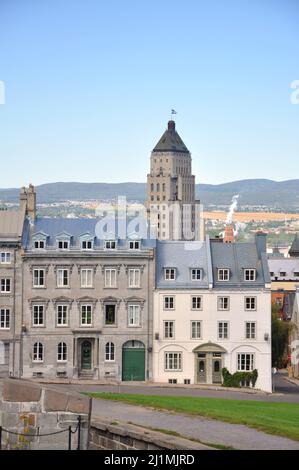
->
xmin=151 ymin=183 xmax=154 ymax=192
xmin=105 ymin=342 xmax=115 ymax=362
xmin=156 ymin=183 xmax=160 ymax=192
xmin=57 ymin=342 xmax=67 ymax=362
xmin=33 ymin=342 xmax=44 ymax=362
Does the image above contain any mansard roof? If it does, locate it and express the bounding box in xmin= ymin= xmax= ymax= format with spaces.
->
xmin=152 ymin=120 xmax=190 ymax=154
xmin=289 ymin=233 xmax=299 ymax=257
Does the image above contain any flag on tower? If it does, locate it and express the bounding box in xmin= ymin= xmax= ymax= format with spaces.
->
xmin=171 ymin=109 xmax=177 ymax=114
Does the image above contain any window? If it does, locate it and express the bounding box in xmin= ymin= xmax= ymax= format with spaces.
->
xmin=0 ymin=252 xmax=11 ymax=264
xmin=270 ymin=271 xmax=274 ymax=277
xmin=128 ymin=269 xmax=140 ymax=288
xmin=0 ymin=278 xmax=11 ymax=293
xmin=57 ymin=269 xmax=69 ymax=288
xmin=57 ymin=342 xmax=67 ymax=362
xmin=33 ymin=305 xmax=44 ymax=326
xmin=191 ymin=321 xmax=201 ymax=339
xmin=58 ymin=240 xmax=69 ymax=250
xmin=237 ymin=353 xmax=254 ymax=371
xmin=244 ymin=269 xmax=256 ymax=281
xmin=105 ymin=342 xmax=115 ymax=361
xmin=164 ymin=268 xmax=176 ymax=280
xmin=129 ymin=241 xmax=140 ymax=250
xmin=105 ymin=240 xmax=116 ymax=250
xmin=245 ymin=322 xmax=256 ymax=339
xmin=81 ymin=269 xmax=93 ymax=288
xmin=245 ymin=297 xmax=256 ymax=310
xmin=33 ymin=269 xmax=45 ymax=287
xmin=165 ymin=352 xmax=182 ymax=371
xmin=57 ymin=305 xmax=68 ymax=326
xmin=294 ymin=271 xmax=299 ymax=277
xmin=81 ymin=240 xmax=93 ymax=250
xmin=279 ymin=271 xmax=286 ymax=277
xmin=0 ymin=308 xmax=10 ymax=329
xmin=218 ymin=321 xmax=229 ymax=339
xmin=80 ymin=304 xmax=92 ymax=326
xmin=105 ymin=268 xmax=117 ymax=288
xmin=191 ymin=296 xmax=202 ymax=310
xmin=34 ymin=240 xmax=45 ymax=249
xmin=218 ymin=269 xmax=230 ymax=281
xmin=164 ymin=296 xmax=174 ymax=309
xmin=218 ymin=297 xmax=230 ymax=310
xmin=164 ymin=321 xmax=174 ymax=339
xmin=191 ymin=269 xmax=201 ymax=281
xmin=105 ymin=304 xmax=116 ymax=325
xmin=128 ymin=304 xmax=141 ymax=327
xmin=33 ymin=342 xmax=44 ymax=362
xmin=151 ymin=183 xmax=154 ymax=191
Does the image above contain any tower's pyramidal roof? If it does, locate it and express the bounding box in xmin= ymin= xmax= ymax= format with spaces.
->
xmin=152 ymin=120 xmax=189 ymax=154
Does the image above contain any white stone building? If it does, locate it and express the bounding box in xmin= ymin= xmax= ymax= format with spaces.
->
xmin=153 ymin=233 xmax=272 ymax=392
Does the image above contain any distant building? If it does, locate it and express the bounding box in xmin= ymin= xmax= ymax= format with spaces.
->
xmin=290 ymin=286 xmax=299 ymax=378
xmin=146 ymin=120 xmax=203 ymax=241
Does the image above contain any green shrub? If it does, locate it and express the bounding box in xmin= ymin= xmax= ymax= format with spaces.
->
xmin=222 ymin=367 xmax=258 ymax=388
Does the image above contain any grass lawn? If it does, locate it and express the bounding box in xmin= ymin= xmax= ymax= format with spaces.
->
xmin=88 ymin=392 xmax=299 ymax=442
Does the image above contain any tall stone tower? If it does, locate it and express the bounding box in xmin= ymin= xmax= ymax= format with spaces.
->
xmin=147 ymin=120 xmax=202 ymax=240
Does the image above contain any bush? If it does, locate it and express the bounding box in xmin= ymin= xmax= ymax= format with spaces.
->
xmin=222 ymin=367 xmax=258 ymax=388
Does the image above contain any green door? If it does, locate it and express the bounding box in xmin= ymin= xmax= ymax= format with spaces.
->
xmin=122 ymin=341 xmax=145 ymax=381
xmin=81 ymin=340 xmax=92 ymax=370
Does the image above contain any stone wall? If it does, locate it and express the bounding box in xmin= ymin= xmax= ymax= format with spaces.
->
xmin=0 ymin=378 xmax=90 ymax=450
xmin=89 ymin=418 xmax=211 ymax=450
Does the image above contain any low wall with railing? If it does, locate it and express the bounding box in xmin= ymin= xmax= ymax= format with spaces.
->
xmin=0 ymin=378 xmax=90 ymax=450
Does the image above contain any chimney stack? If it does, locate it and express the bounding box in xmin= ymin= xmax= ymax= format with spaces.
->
xmin=19 ymin=184 xmax=36 ymax=221
xmin=224 ymin=224 xmax=234 ymax=243
xmin=255 ymin=231 xmax=267 ymax=258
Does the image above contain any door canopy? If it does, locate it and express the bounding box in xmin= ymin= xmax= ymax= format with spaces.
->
xmin=193 ymin=342 xmax=227 ymax=353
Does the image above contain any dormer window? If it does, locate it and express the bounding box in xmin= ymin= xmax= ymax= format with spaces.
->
xmin=164 ymin=268 xmax=176 ymax=280
xmin=244 ymin=269 xmax=256 ymax=281
xmin=58 ymin=240 xmax=69 ymax=250
xmin=191 ymin=268 xmax=201 ymax=281
xmin=105 ymin=240 xmax=116 ymax=250
xmin=218 ymin=268 xmax=230 ymax=281
xmin=34 ymin=240 xmax=45 ymax=249
xmin=81 ymin=240 xmax=93 ymax=250
xmin=279 ymin=271 xmax=286 ymax=277
xmin=129 ymin=240 xmax=140 ymax=250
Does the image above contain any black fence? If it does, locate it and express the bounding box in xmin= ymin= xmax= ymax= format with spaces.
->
xmin=0 ymin=415 xmax=82 ymax=450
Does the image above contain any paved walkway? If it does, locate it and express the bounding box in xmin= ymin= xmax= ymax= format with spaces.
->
xmin=90 ymin=398 xmax=299 ymax=450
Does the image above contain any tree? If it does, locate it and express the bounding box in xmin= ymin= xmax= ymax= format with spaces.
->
xmin=271 ymin=306 xmax=290 ymax=368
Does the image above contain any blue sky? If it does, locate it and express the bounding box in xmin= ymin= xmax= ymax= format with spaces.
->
xmin=0 ymin=0 xmax=298 ymax=187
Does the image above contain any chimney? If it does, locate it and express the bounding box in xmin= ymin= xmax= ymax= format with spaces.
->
xmin=19 ymin=184 xmax=36 ymax=221
xmin=255 ymin=231 xmax=267 ymax=258
xmin=224 ymin=224 xmax=234 ymax=243
xmin=168 ymin=120 xmax=175 ymax=130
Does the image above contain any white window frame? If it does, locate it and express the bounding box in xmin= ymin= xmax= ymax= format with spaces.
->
xmin=128 ymin=268 xmax=141 ymax=288
xmin=191 ymin=268 xmax=201 ymax=281
xmin=0 ymin=308 xmax=10 ymax=329
xmin=245 ymin=322 xmax=256 ymax=339
xmin=218 ymin=321 xmax=229 ymax=339
xmin=129 ymin=240 xmax=140 ymax=250
xmin=244 ymin=269 xmax=256 ymax=281
xmin=104 ymin=240 xmax=116 ymax=250
xmin=164 ymin=268 xmax=176 ymax=281
xmin=57 ymin=342 xmax=68 ymax=362
xmin=32 ymin=304 xmax=45 ymax=327
xmin=237 ymin=353 xmax=254 ymax=371
xmin=191 ymin=321 xmax=201 ymax=339
xmin=164 ymin=352 xmax=182 ymax=371
xmin=128 ymin=304 xmax=141 ymax=327
xmin=105 ymin=304 xmax=116 ymax=325
xmin=218 ymin=268 xmax=230 ymax=281
xmin=81 ymin=268 xmax=93 ymax=288
xmin=34 ymin=240 xmax=46 ymax=249
xmin=57 ymin=268 xmax=70 ymax=288
xmin=0 ymin=252 xmax=11 ymax=264
xmin=217 ymin=296 xmax=230 ymax=311
xmin=191 ymin=296 xmax=202 ymax=310
xmin=57 ymin=240 xmax=70 ymax=250
xmin=0 ymin=278 xmax=11 ymax=293
xmin=163 ymin=296 xmax=175 ymax=310
xmin=105 ymin=342 xmax=115 ymax=362
xmin=81 ymin=240 xmax=93 ymax=250
xmin=245 ymin=296 xmax=256 ymax=311
xmin=104 ymin=268 xmax=117 ymax=288
xmin=33 ymin=342 xmax=44 ymax=363
xmin=80 ymin=304 xmax=92 ymax=326
xmin=163 ymin=321 xmax=175 ymax=339
xmin=33 ymin=269 xmax=45 ymax=288
xmin=56 ymin=304 xmax=69 ymax=327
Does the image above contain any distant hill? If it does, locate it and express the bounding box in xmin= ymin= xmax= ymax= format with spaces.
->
xmin=1 ymin=179 xmax=299 ymax=210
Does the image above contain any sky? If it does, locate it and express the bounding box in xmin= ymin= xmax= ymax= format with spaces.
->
xmin=0 ymin=0 xmax=298 ymax=188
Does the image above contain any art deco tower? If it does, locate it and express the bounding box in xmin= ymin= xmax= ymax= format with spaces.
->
xmin=147 ymin=120 xmax=202 ymax=240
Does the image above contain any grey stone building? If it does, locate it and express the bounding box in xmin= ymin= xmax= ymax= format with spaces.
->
xmin=20 ymin=190 xmax=156 ymax=381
